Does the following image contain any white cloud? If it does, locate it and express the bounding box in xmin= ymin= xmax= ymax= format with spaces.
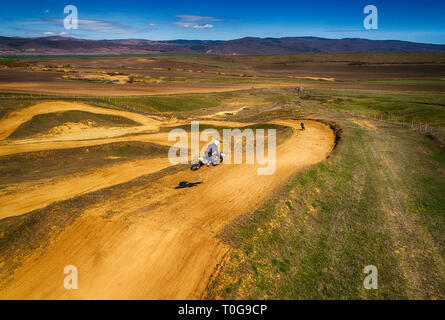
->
xmin=44 ymin=31 xmax=68 ymax=36
xmin=192 ymin=24 xmax=213 ymax=29
xmin=149 ymin=23 xmax=155 ymax=27
xmin=174 ymin=15 xmax=220 ymax=30
xmin=175 ymin=15 xmax=222 ymax=23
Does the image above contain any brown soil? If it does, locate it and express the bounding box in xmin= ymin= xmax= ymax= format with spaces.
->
xmin=0 ymin=101 xmax=335 ymax=299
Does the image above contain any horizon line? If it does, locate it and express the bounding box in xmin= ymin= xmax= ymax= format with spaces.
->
xmin=1 ymin=34 xmax=444 ymax=46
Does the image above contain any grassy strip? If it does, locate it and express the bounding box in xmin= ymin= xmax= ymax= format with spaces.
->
xmin=303 ymin=88 xmax=445 ymax=126
xmin=0 ymin=141 xmax=170 ymax=186
xmin=7 ymin=110 xmax=139 ymax=140
xmin=354 ymin=80 xmax=445 ymax=86
xmin=158 ymin=76 xmax=295 ymax=84
xmin=0 ymin=96 xmax=137 ymax=119
xmin=113 ymin=91 xmax=238 ymax=112
xmin=377 ymin=126 xmax=445 ymax=255
xmin=0 ymin=88 xmax=299 ymax=118
xmin=163 ymin=52 xmax=445 ymax=66
xmin=207 ymin=120 xmax=445 ymax=299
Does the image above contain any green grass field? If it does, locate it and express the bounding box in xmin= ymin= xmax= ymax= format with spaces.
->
xmin=207 ymin=118 xmax=445 ymax=299
xmin=162 ymin=52 xmax=445 ymax=67
xmin=303 ymin=88 xmax=445 ymax=126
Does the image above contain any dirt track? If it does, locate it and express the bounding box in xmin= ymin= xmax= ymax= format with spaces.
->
xmin=0 ymin=102 xmax=335 ymax=299
xmin=0 ymin=101 xmax=161 ymax=140
xmin=0 ymin=79 xmax=293 ymax=96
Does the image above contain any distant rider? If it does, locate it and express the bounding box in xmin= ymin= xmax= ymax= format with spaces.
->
xmin=301 ymin=122 xmax=305 ymax=130
xmin=203 ymin=140 xmax=221 ymax=167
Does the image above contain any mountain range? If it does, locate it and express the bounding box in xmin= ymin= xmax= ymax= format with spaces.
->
xmin=1 ymin=36 xmax=445 ymax=55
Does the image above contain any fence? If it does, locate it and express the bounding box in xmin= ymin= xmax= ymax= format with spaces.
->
xmin=1 ymin=93 xmax=444 ymax=144
xmin=347 ymin=109 xmax=445 ymax=145
xmin=0 ymin=92 xmax=160 ymax=116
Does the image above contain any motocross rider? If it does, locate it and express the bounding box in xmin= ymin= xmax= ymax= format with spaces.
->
xmin=203 ymin=139 xmax=221 ymax=167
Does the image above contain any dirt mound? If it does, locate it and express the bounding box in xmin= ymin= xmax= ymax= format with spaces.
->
xmin=48 ymin=120 xmax=96 ymax=135
xmin=0 ymin=101 xmax=161 ymax=140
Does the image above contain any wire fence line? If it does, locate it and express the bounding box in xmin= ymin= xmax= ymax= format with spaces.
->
xmin=0 ymin=92 xmax=159 ymax=115
xmin=347 ymin=109 xmax=444 ymax=145
xmin=0 ymin=93 xmax=108 ymax=101
xmin=0 ymin=93 xmax=123 ymax=102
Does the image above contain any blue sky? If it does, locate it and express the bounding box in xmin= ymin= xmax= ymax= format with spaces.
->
xmin=0 ymin=0 xmax=444 ymax=44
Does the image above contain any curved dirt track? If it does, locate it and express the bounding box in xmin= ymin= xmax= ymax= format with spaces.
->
xmin=0 ymin=102 xmax=335 ymax=299
xmin=0 ymin=101 xmax=161 ymax=140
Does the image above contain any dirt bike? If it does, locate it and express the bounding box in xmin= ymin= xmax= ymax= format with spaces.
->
xmin=190 ymin=153 xmax=225 ymax=171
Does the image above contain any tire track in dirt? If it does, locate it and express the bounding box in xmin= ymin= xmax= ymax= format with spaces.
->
xmin=0 ymin=120 xmax=251 ymax=218
xmin=0 ymin=119 xmax=298 ymax=218
xmin=0 ymin=157 xmax=174 ymax=219
xmin=0 ymin=132 xmax=175 ymax=156
xmin=375 ymin=136 xmax=445 ymax=299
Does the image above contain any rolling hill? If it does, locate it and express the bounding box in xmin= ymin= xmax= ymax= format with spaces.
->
xmin=1 ymin=36 xmax=445 ymax=55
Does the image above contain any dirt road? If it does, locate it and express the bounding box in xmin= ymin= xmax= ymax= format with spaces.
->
xmin=0 ymin=80 xmax=293 ymax=96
